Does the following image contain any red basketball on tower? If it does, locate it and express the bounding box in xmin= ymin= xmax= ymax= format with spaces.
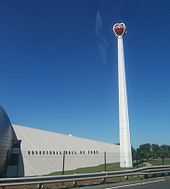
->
xmin=113 ymin=23 xmax=126 ymax=37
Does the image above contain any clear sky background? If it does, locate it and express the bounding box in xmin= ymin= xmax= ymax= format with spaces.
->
xmin=0 ymin=0 xmax=170 ymax=147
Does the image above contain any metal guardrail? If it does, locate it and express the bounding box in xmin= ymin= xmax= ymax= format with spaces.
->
xmin=0 ymin=165 xmax=170 ymax=188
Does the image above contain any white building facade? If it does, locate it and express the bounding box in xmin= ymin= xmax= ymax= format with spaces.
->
xmin=12 ymin=125 xmax=120 ymax=176
xmin=0 ymin=106 xmax=120 ymax=177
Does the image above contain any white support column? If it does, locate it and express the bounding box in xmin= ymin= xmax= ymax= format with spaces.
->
xmin=112 ymin=23 xmax=133 ymax=168
xmin=117 ymin=36 xmax=132 ymax=168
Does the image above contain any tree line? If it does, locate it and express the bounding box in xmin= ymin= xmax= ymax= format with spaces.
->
xmin=132 ymin=143 xmax=170 ymax=165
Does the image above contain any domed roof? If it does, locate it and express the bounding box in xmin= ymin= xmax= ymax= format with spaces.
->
xmin=0 ymin=106 xmax=12 ymax=132
xmin=0 ymin=106 xmax=18 ymax=177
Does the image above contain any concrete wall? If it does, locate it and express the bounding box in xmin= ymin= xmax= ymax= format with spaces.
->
xmin=13 ymin=125 xmax=120 ymax=176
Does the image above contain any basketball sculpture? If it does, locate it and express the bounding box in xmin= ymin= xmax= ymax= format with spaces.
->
xmin=113 ymin=23 xmax=126 ymax=37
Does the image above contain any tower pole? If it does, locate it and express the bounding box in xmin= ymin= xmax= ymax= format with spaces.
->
xmin=113 ymin=23 xmax=132 ymax=168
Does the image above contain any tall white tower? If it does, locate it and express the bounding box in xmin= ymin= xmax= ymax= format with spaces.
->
xmin=112 ymin=23 xmax=133 ymax=168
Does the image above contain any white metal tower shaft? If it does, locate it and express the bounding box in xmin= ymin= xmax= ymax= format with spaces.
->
xmin=113 ymin=23 xmax=133 ymax=168
xmin=118 ymin=36 xmax=132 ymax=168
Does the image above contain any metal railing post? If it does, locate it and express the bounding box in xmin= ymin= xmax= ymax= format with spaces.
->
xmin=104 ymin=152 xmax=107 ymax=172
xmin=62 ymin=151 xmax=66 ymax=175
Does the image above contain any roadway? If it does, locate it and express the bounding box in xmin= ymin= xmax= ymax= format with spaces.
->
xmin=76 ymin=177 xmax=170 ymax=189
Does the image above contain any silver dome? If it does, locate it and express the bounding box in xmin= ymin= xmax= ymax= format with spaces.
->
xmin=0 ymin=107 xmax=17 ymax=176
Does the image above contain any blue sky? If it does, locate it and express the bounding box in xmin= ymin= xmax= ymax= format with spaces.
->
xmin=0 ymin=0 xmax=170 ymax=147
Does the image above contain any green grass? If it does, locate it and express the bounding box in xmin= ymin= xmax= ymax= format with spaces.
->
xmin=49 ymin=162 xmax=127 ymax=176
xmin=49 ymin=158 xmax=170 ymax=176
xmin=148 ymin=159 xmax=170 ymax=166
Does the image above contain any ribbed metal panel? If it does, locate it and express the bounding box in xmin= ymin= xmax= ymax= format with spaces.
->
xmin=0 ymin=107 xmax=17 ymax=176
